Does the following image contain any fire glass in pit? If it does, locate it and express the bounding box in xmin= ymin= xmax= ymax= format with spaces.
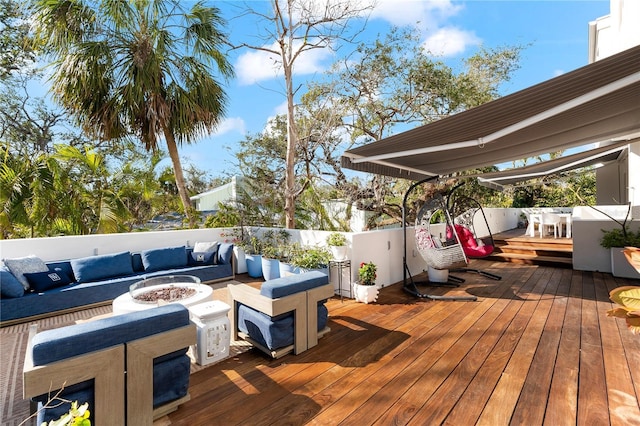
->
xmin=129 ymin=275 xmax=202 ymax=304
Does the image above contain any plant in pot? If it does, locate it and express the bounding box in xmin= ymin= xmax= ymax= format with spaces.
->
xmin=260 ymin=229 xmax=292 ymax=280
xmin=598 ymin=203 xmax=640 ymax=279
xmin=354 ymin=261 xmax=379 ymax=304
xmin=290 ymin=246 xmax=331 ymax=275
xmin=241 ymin=233 xmax=263 ymax=278
xmin=326 ymin=232 xmax=348 ymax=261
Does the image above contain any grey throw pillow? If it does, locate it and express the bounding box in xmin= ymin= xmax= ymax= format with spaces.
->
xmin=4 ymin=255 xmax=49 ymax=290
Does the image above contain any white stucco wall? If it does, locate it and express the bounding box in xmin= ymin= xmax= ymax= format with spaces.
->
xmin=571 ymin=205 xmax=640 ymax=274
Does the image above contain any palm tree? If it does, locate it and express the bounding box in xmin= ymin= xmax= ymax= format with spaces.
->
xmin=32 ymin=0 xmax=233 ymax=227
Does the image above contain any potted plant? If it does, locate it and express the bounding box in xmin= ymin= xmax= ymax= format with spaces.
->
xmin=242 ymin=233 xmax=263 ymax=278
xmin=260 ymin=229 xmax=292 ymax=280
xmin=353 ymin=261 xmax=379 ymax=304
xmin=221 ymin=227 xmax=247 ymax=274
xmin=290 ymin=246 xmax=330 ymax=275
xmin=326 ymin=232 xmax=348 ymax=261
xmin=598 ymin=203 xmax=640 ymax=279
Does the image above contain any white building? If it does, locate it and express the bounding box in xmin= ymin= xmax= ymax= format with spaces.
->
xmin=589 ymin=0 xmax=640 ymax=207
xmin=190 ymin=176 xmax=247 ymax=212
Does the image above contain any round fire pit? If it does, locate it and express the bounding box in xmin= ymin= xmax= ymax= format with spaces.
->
xmin=130 ymin=275 xmax=202 ymax=304
xmin=112 ymin=275 xmax=213 ymax=315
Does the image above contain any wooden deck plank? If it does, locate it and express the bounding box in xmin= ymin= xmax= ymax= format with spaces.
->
xmin=334 ymin=265 xmax=517 ymax=425
xmin=577 ymin=272 xmax=611 ymax=426
xmin=475 ymin=267 xmax=559 ymax=425
xmin=148 ymin=261 xmax=640 ymax=426
xmin=440 ymin=266 xmax=541 ymax=426
xmin=543 ymin=269 xmax=583 ymax=426
xmin=509 ymin=268 xmax=573 ymax=425
xmin=598 ymin=273 xmax=640 ymax=426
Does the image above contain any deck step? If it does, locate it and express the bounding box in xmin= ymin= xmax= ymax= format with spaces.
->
xmin=491 ymin=230 xmax=573 ymax=268
xmin=488 ymin=252 xmax=573 ymax=268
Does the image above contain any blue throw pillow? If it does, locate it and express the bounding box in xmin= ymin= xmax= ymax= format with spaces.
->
xmin=141 ymin=246 xmax=187 ymax=272
xmin=0 ymin=266 xmax=25 ymax=298
xmin=71 ymin=251 xmax=134 ymax=283
xmin=188 ymin=251 xmax=216 ymax=266
xmin=24 ymin=270 xmax=73 ymax=293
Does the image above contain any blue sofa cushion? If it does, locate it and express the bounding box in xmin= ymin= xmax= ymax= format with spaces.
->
xmin=0 ymin=265 xmax=24 ymax=298
xmin=131 ymin=253 xmax=144 ymax=272
xmin=189 ymin=251 xmax=216 ymax=266
xmin=31 ymin=304 xmax=190 ymax=365
xmin=142 ymin=246 xmax=187 ymax=272
xmin=218 ymin=243 xmax=233 ymax=265
xmin=24 ymin=270 xmax=73 ymax=293
xmin=237 ymin=306 xmax=295 ymax=350
xmin=46 ymin=261 xmax=75 ymax=281
xmin=237 ymin=304 xmax=329 ymax=351
xmin=153 ymin=354 xmax=190 ymax=407
xmin=70 ymin=252 xmax=134 ymax=284
xmin=260 ymin=271 xmax=329 ymax=298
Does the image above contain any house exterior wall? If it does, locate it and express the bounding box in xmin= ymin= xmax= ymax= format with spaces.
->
xmin=191 ymin=176 xmax=245 ymax=211
xmin=589 ymin=0 xmax=640 ymax=208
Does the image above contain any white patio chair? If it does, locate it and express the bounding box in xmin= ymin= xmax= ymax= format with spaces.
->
xmin=541 ymin=212 xmax=562 ymax=238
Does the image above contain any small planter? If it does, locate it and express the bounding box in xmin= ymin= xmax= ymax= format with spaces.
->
xmin=234 ymin=246 xmax=247 ymax=274
xmin=245 ymin=254 xmax=263 ymax=278
xmin=353 ymin=282 xmax=379 ymax=304
xmin=329 ymin=245 xmax=348 ymax=261
xmin=611 ymin=248 xmax=640 ymax=279
xmin=261 ymin=257 xmax=280 ymax=280
xmin=279 ymin=262 xmax=299 ymax=277
xmin=428 ymin=266 xmax=449 ymax=283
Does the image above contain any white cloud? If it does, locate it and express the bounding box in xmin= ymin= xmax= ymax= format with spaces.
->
xmin=212 ymin=117 xmax=246 ymax=136
xmin=235 ymin=41 xmax=334 ymax=86
xmin=371 ymin=0 xmax=462 ymax=29
xmin=274 ymin=101 xmax=288 ymax=116
xmin=553 ymin=69 xmax=565 ymax=77
xmin=422 ymin=27 xmax=480 ymax=57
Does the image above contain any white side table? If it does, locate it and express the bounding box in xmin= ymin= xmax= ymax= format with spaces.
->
xmin=188 ymin=300 xmax=231 ymax=365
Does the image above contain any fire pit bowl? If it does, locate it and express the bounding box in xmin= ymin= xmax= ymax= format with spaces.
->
xmin=129 ymin=275 xmax=203 ymax=304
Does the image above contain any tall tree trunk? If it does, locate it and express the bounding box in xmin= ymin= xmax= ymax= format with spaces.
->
xmin=283 ymin=40 xmax=296 ymax=229
xmin=163 ymin=128 xmax=195 ymax=227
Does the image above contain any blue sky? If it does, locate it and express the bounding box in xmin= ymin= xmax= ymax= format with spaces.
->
xmin=159 ymin=0 xmax=612 ymax=179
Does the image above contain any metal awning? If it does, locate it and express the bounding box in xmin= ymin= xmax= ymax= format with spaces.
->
xmin=341 ymin=45 xmax=640 ymax=181
xmin=471 ymin=138 xmax=633 ymax=189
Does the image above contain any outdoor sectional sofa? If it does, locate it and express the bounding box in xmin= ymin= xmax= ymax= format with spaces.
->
xmin=0 ymin=243 xmax=234 ymax=325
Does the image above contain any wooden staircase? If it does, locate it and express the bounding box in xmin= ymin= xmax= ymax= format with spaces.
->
xmin=488 ymin=229 xmax=573 ymax=268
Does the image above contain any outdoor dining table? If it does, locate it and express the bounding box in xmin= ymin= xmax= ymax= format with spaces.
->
xmin=526 ymin=212 xmax=572 ymax=238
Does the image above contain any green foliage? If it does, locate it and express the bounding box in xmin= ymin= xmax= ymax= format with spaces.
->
xmin=204 ymin=203 xmax=241 ymax=228
xmin=600 ymin=228 xmax=640 ymax=249
xmin=326 ymin=232 xmax=347 ymax=246
xmin=43 ymin=401 xmax=91 ymax=426
xmin=0 ymin=0 xmax=35 ymax=79
xmin=290 ymin=246 xmax=331 ymax=270
xmin=358 ymin=261 xmax=377 ymax=286
xmin=31 ymin=0 xmax=233 ymax=226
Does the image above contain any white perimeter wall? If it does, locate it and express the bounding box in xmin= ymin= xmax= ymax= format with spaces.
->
xmin=572 ymin=205 xmax=640 ymax=273
xmin=0 ymin=208 xmax=520 ymax=289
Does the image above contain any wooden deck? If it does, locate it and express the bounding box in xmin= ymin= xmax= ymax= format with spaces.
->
xmin=158 ymin=260 xmax=640 ymax=425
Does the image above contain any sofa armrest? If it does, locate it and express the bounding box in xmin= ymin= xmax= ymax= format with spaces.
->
xmin=306 ymin=283 xmax=334 ymax=348
xmin=126 ymin=323 xmax=196 ymax=424
xmin=228 ymin=283 xmax=308 ymax=355
xmin=23 ymin=324 xmax=125 ymax=424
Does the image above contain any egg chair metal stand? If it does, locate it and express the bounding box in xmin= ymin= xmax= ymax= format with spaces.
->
xmin=402 ymin=177 xmax=477 ymax=301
